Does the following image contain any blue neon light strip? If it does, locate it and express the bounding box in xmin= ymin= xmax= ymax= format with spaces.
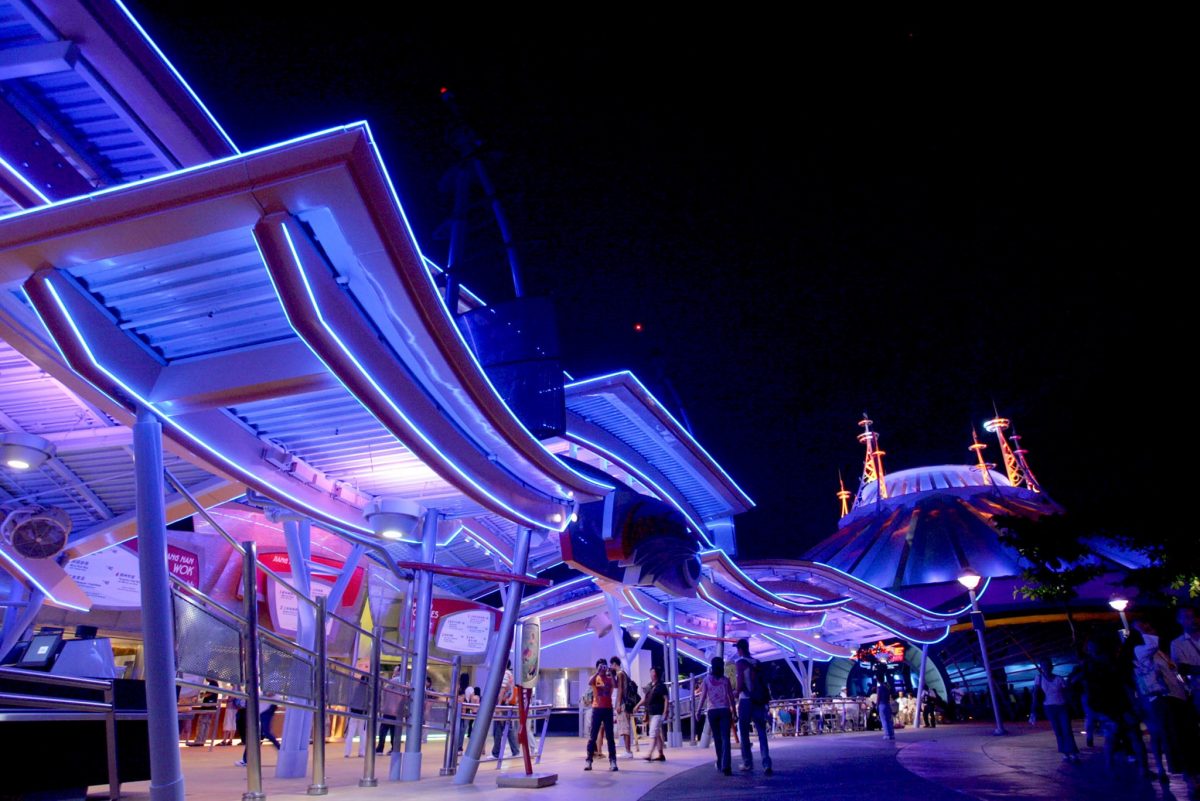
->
xmin=0 ymin=123 xmax=362 ymax=223
xmin=620 ymin=588 xmax=710 ymax=637
xmin=809 ymin=561 xmax=990 ymax=620
xmin=565 ymin=432 xmax=712 ymax=546
xmin=760 ymin=633 xmax=835 ymax=662
xmin=0 ymin=156 xmax=50 ymax=204
xmin=113 ymin=0 xmax=239 ymax=154
xmin=566 ymin=371 xmax=755 ymax=504
xmin=696 ymin=581 xmax=824 ymax=632
xmin=354 ymin=124 xmax=611 ymax=498
xmin=0 ymin=549 xmax=89 ymax=612
xmin=522 ymin=575 xmax=592 ymax=605
xmin=699 ymin=549 xmax=847 ymax=611
xmin=269 ymin=223 xmax=566 ymax=532
xmin=35 ymin=279 xmax=371 ymax=534
xmin=543 ymin=631 xmax=594 ymax=649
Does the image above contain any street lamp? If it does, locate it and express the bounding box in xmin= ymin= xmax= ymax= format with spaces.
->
xmin=958 ymin=568 xmax=1007 ymax=735
xmin=1109 ymin=597 xmax=1130 ymax=639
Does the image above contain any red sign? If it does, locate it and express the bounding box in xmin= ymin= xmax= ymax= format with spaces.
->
xmin=125 ymin=540 xmax=200 ymax=588
xmin=254 ymin=551 xmax=364 ymax=607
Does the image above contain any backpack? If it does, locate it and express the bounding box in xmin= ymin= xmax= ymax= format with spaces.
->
xmin=745 ymin=658 xmax=771 ymax=705
xmin=622 ymin=673 xmax=640 ymax=713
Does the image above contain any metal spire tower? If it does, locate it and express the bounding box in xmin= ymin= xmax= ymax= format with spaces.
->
xmin=853 ymin=414 xmax=888 ymax=508
xmin=983 ymin=414 xmax=1042 ymax=493
xmin=836 ymin=470 xmax=852 ymax=518
xmin=968 ymin=428 xmax=994 ymax=486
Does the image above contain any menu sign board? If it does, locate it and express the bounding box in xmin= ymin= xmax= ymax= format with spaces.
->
xmin=428 ymin=598 xmax=500 ymax=665
xmin=66 ymin=540 xmax=201 ymax=608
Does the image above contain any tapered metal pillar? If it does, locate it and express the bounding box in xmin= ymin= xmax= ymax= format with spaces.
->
xmin=667 ymin=603 xmax=683 ymax=747
xmin=133 ymin=408 xmax=185 ymax=801
xmin=308 ymin=595 xmax=328 ymax=795
xmin=242 ymin=543 xmax=265 ymax=801
xmin=359 ymin=627 xmax=382 ymax=787
xmin=399 ymin=510 xmax=440 ymax=781
xmin=278 ymin=516 xmax=316 ymax=778
xmin=717 ymin=612 xmax=727 ymax=662
xmin=914 ymin=644 xmax=929 ymax=729
xmin=455 ymin=527 xmax=532 ymax=785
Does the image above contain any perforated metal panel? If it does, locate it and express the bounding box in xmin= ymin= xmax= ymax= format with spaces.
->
xmin=173 ymin=594 xmax=242 ymax=685
xmin=327 ymin=666 xmax=369 ymax=712
xmin=260 ymin=638 xmax=314 ymax=702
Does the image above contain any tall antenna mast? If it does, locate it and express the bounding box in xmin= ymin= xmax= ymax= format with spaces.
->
xmin=853 ymin=414 xmax=888 ymax=508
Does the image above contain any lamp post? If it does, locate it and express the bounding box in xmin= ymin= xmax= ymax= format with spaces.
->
xmin=1109 ymin=597 xmax=1130 ymax=639
xmin=958 ymin=569 xmax=1006 ymax=736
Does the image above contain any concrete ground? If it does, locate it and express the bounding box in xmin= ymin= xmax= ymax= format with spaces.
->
xmin=103 ymin=722 xmax=1194 ymax=800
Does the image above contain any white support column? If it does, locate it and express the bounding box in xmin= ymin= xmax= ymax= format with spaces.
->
xmin=914 ymin=644 xmax=929 ymax=729
xmin=605 ymin=592 xmax=627 ymax=661
xmin=667 ymin=602 xmax=683 ymax=747
xmin=277 ymin=517 xmax=315 ymax=778
xmin=455 ymin=527 xmax=533 ymax=785
xmin=399 ymin=510 xmax=440 ymax=781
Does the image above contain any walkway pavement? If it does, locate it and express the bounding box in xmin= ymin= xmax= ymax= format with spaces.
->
xmin=106 ymin=722 xmax=1193 ymax=800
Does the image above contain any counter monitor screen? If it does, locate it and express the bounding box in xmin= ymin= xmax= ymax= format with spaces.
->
xmin=18 ymin=632 xmax=62 ymax=670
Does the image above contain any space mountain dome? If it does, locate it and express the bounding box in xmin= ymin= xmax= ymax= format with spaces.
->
xmin=803 ymin=415 xmax=1062 ymax=590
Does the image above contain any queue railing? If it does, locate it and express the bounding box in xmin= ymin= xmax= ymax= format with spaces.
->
xmin=169 ymin=542 xmax=414 ymax=799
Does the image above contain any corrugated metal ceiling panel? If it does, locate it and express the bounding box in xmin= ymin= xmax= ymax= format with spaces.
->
xmin=567 ymin=394 xmax=728 ymax=520
xmin=67 ymin=227 xmax=294 ymax=362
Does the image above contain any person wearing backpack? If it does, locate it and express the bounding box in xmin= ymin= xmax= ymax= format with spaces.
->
xmin=610 ymin=656 xmax=637 ymax=758
xmin=734 ymin=638 xmax=773 ymax=775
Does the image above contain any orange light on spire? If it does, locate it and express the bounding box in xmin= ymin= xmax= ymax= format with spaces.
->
xmin=853 ymin=414 xmax=888 ymax=508
xmin=836 ymin=470 xmax=852 ymax=518
xmin=969 ymin=428 xmax=994 ymax=486
xmin=984 ymin=414 xmax=1042 ymax=493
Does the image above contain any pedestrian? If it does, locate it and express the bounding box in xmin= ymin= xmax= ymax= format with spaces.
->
xmin=922 ymin=687 xmax=939 ymax=728
xmin=455 ymin=672 xmax=471 ymax=753
xmin=733 ymin=638 xmax=773 ymax=775
xmin=584 ymin=658 xmax=618 ymax=772
xmin=697 ymin=655 xmax=736 ymax=775
xmin=377 ymin=665 xmax=402 ymax=753
xmin=1130 ymin=620 xmax=1197 ymax=790
xmin=877 ymin=679 xmax=895 ymax=740
xmin=236 ymin=702 xmax=280 ymax=766
xmin=1170 ymin=606 xmax=1200 ymax=716
xmin=492 ymin=660 xmax=520 ymax=758
xmin=1034 ymin=659 xmax=1079 ymax=761
xmin=610 ymin=656 xmax=635 ymax=758
xmin=634 ymin=665 xmax=670 ymax=761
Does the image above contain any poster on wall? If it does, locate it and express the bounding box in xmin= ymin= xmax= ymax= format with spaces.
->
xmin=269 ymin=578 xmax=336 ymax=636
xmin=66 ymin=540 xmax=201 ymax=608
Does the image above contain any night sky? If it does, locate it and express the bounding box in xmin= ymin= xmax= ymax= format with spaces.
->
xmin=126 ymin=5 xmax=1180 ymax=558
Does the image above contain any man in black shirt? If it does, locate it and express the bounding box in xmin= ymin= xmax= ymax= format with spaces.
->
xmin=635 ymin=666 xmax=670 ymax=761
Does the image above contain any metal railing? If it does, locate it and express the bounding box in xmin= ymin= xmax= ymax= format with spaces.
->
xmin=767 ymin=696 xmax=870 ymax=735
xmin=0 ymin=666 xmax=134 ymax=799
xmin=168 ymin=542 xmax=415 ymax=800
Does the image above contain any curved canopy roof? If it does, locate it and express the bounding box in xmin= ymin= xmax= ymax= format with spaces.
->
xmin=0 ymin=125 xmax=612 ymax=544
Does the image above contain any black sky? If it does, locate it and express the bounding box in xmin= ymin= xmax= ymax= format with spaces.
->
xmin=126 ymin=5 xmax=1182 ymax=557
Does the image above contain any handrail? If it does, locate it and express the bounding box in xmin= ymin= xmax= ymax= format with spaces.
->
xmin=0 ymin=666 xmax=113 ymax=690
xmin=0 ymin=669 xmax=122 ymax=798
xmin=0 ymin=692 xmax=112 ymax=712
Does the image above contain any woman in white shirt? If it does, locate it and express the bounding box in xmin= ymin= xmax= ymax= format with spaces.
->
xmin=696 ymin=656 xmax=737 ymax=776
xmin=1035 ymin=659 xmax=1079 ymax=761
